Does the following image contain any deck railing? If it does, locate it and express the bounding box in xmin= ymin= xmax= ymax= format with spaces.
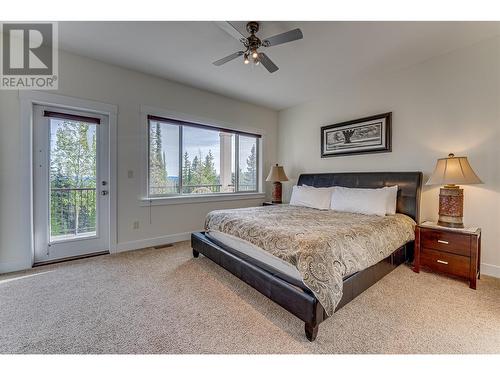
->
xmin=50 ymin=187 xmax=96 ymax=238
xmin=51 ymin=184 xmax=258 ymax=237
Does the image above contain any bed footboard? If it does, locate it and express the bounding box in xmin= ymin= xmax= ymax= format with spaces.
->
xmin=191 ymin=231 xmax=325 ymax=338
xmin=191 ymin=231 xmax=412 ymax=342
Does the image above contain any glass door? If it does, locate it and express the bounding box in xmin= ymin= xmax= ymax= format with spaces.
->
xmin=33 ymin=105 xmax=109 ymax=263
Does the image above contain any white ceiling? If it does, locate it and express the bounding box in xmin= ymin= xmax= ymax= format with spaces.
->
xmin=59 ymin=21 xmax=500 ymax=110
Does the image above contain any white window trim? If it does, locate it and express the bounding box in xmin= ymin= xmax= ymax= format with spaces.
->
xmin=139 ymin=192 xmax=266 ymax=206
xmin=139 ymin=105 xmax=265 ymax=204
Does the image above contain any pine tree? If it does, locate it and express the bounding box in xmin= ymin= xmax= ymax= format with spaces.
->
xmin=202 ymin=150 xmax=217 ymax=185
xmin=191 ymin=154 xmax=201 ymax=187
xmin=50 ymin=164 xmax=70 ymax=235
xmin=246 ymin=144 xmax=257 ymax=186
xmin=241 ymin=144 xmax=257 ymax=189
xmin=197 ymin=150 xmax=204 ymax=184
xmin=149 ymin=123 xmax=167 ymax=193
xmin=182 ymin=151 xmax=192 ymax=192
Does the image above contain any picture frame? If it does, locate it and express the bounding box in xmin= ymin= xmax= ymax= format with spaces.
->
xmin=321 ymin=112 xmax=392 ymax=157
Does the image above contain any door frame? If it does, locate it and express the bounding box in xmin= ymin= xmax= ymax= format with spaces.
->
xmin=20 ymin=91 xmax=118 ymax=267
xmin=33 ymin=104 xmax=110 ymax=263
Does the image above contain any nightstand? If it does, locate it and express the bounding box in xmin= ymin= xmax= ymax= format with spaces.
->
xmin=413 ymin=222 xmax=481 ymax=289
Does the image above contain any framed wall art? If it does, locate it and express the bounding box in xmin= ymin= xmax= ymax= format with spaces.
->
xmin=321 ymin=112 xmax=392 ymax=157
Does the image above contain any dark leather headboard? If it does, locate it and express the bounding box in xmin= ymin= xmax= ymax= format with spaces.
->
xmin=297 ymin=172 xmax=423 ymax=221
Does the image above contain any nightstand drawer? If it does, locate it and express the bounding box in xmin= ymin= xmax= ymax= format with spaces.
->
xmin=421 ymin=248 xmax=469 ymax=278
xmin=421 ymin=228 xmax=470 ymax=256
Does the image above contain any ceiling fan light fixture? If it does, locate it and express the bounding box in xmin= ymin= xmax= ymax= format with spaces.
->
xmin=213 ymin=21 xmax=303 ymax=73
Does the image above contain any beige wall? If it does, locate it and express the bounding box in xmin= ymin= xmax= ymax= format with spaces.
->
xmin=0 ymin=50 xmax=278 ymax=273
xmin=278 ymin=36 xmax=500 ymax=276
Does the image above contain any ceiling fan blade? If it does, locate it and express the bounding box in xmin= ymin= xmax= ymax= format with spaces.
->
xmin=215 ymin=21 xmax=246 ymax=43
xmin=258 ymin=53 xmax=279 ymax=73
xmin=262 ymin=28 xmax=303 ymax=47
xmin=213 ymin=51 xmax=244 ymax=66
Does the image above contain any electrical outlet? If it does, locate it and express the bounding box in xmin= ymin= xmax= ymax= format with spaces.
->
xmin=133 ymin=221 xmax=139 ymax=230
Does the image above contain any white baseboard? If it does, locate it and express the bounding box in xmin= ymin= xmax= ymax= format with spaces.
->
xmin=481 ymin=263 xmax=500 ymax=278
xmin=0 ymin=259 xmax=32 ymax=275
xmin=114 ymin=231 xmax=194 ymax=253
xmin=0 ymin=232 xmax=194 ymax=274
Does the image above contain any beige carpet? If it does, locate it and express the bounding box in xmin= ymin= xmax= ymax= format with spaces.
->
xmin=1 ymin=240 xmax=499 ymax=354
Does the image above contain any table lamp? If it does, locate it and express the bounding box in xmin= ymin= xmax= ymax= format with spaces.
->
xmin=426 ymin=153 xmax=482 ymax=228
xmin=266 ymin=164 xmax=289 ymax=203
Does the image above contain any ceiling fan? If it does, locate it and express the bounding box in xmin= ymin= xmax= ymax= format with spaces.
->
xmin=213 ymin=21 xmax=303 ymax=73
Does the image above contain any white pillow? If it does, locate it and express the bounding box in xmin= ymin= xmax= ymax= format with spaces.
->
xmin=330 ymin=186 xmax=389 ymax=216
xmin=289 ymin=185 xmax=333 ymax=210
xmin=383 ymin=185 xmax=398 ymax=215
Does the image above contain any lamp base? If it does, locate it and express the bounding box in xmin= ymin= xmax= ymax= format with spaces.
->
xmin=437 ymin=186 xmax=464 ymax=228
xmin=272 ymin=181 xmax=282 ymax=204
xmin=437 ymin=220 xmax=464 ymax=229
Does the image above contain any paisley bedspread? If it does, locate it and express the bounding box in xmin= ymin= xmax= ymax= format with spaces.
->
xmin=205 ymin=205 xmax=415 ymax=315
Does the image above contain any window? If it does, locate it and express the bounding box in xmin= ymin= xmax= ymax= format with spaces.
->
xmin=148 ymin=121 xmax=179 ymax=196
xmin=238 ymin=135 xmax=258 ymax=192
xmin=49 ymin=116 xmax=98 ymax=239
xmin=147 ymin=115 xmax=260 ymax=197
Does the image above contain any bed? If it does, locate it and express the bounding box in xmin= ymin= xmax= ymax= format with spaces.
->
xmin=191 ymin=172 xmax=422 ymax=341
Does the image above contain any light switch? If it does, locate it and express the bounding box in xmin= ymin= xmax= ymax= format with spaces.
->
xmin=127 ymin=170 xmax=134 ymax=178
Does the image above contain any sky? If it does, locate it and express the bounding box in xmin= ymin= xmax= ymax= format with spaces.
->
xmin=159 ymin=123 xmax=255 ymax=177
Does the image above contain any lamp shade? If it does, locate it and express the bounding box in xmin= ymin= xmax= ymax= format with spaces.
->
xmin=426 ymin=153 xmax=483 ymax=186
xmin=266 ymin=164 xmax=289 ymax=182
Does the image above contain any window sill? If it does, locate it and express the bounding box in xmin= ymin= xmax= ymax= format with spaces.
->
xmin=139 ymin=192 xmax=266 ymax=206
